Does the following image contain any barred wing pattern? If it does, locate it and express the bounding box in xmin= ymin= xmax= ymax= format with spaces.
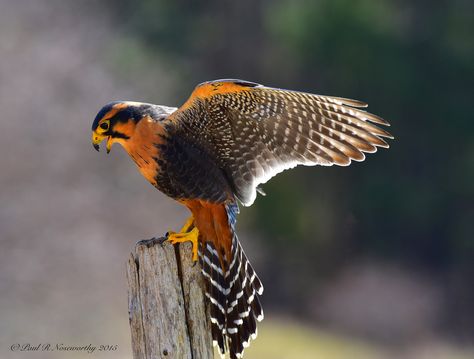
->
xmin=167 ymin=80 xmax=393 ymax=206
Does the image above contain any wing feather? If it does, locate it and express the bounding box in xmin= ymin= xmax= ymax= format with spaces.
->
xmin=165 ymin=80 xmax=392 ymax=205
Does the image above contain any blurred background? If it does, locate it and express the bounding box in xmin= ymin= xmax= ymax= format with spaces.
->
xmin=1 ymin=0 xmax=473 ymax=358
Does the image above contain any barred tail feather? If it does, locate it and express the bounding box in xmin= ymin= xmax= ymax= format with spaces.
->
xmin=200 ymin=242 xmax=227 ymax=355
xmin=199 ymin=202 xmax=264 ymax=358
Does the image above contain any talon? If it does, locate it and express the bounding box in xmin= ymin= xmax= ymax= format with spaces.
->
xmin=167 ymin=227 xmax=200 ymax=262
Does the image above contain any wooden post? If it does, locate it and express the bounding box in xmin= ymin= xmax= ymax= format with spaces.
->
xmin=127 ymin=237 xmax=214 ymax=359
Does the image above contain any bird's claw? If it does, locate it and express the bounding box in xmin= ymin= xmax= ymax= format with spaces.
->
xmin=167 ymin=227 xmax=200 ymax=262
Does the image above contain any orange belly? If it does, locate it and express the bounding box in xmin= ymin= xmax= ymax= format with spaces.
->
xmin=180 ymin=199 xmax=233 ymax=268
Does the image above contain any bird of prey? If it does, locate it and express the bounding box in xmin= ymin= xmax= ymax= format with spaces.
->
xmin=91 ymin=79 xmax=392 ymax=358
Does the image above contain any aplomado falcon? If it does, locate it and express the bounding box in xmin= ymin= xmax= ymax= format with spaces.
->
xmin=91 ymin=79 xmax=393 ymax=358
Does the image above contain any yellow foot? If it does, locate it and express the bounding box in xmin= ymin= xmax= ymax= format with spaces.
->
xmin=167 ymin=227 xmax=200 ymax=262
xmin=168 ymin=216 xmax=195 ymax=236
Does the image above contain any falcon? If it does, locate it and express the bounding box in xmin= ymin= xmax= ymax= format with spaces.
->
xmin=91 ymin=79 xmax=393 ymax=358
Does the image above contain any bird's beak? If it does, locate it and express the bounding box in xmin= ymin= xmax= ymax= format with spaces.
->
xmin=92 ymin=133 xmax=111 ymax=153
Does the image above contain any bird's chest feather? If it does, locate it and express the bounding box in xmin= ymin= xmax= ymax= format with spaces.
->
xmin=153 ymin=132 xmax=234 ymax=202
xmin=123 ymin=119 xmax=166 ymax=187
xmin=124 ymin=120 xmax=232 ymax=203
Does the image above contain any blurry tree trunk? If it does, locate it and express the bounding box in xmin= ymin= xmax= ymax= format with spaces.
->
xmin=127 ymin=238 xmax=213 ymax=359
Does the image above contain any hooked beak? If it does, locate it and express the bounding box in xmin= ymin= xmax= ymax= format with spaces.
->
xmin=92 ymin=133 xmax=112 ymax=153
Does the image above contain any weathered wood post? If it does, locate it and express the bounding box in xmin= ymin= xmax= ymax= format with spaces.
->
xmin=126 ymin=238 xmax=214 ymax=359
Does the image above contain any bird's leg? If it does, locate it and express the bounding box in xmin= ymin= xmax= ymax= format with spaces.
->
xmin=166 ymin=216 xmax=198 ymax=261
xmin=167 ymin=216 xmax=195 ymax=236
xmin=167 ymin=227 xmax=200 ymax=262
xmin=179 ymin=216 xmax=195 ymax=233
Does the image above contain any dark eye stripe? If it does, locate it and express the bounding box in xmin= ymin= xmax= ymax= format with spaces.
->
xmin=109 ymin=131 xmax=130 ymax=140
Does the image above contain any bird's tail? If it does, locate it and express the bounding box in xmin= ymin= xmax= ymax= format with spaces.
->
xmin=199 ymin=202 xmax=264 ymax=359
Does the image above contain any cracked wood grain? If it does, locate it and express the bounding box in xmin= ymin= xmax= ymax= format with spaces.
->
xmin=127 ymin=237 xmax=213 ymax=359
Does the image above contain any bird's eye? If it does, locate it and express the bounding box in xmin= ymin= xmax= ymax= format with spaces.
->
xmin=100 ymin=122 xmax=109 ymax=130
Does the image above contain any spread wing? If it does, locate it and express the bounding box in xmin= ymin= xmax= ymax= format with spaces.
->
xmin=165 ymin=79 xmax=393 ymax=206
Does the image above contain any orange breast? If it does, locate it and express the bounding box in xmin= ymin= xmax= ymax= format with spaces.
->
xmin=121 ymin=116 xmax=166 ymax=186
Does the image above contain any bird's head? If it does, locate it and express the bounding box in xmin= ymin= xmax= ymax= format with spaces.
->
xmin=91 ymin=101 xmax=175 ymax=153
